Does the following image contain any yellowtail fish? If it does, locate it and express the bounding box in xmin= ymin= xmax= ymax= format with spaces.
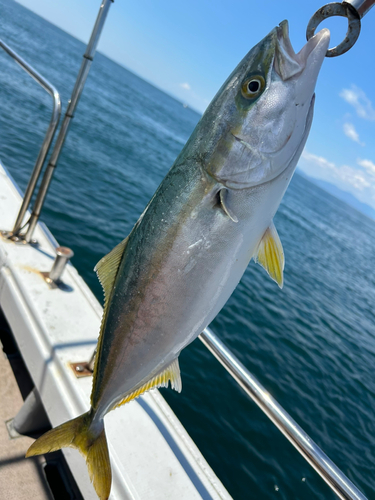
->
xmin=26 ymin=21 xmax=329 ymax=500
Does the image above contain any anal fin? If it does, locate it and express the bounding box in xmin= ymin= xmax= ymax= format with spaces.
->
xmin=113 ymin=358 xmax=182 ymax=410
xmin=254 ymin=221 xmax=284 ymax=288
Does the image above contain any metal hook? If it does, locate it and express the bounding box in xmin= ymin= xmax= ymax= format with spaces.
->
xmin=306 ymin=2 xmax=361 ymax=57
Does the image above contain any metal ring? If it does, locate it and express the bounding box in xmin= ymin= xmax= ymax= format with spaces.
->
xmin=306 ymin=2 xmax=361 ymax=57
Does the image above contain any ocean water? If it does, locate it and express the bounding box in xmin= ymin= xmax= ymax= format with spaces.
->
xmin=1 ymin=1 xmax=375 ymax=499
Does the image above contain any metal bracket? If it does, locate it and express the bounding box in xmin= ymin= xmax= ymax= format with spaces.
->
xmin=70 ymin=348 xmax=96 ymax=378
xmin=0 ymin=229 xmax=38 ymax=245
xmin=69 ymin=362 xmax=93 ymax=378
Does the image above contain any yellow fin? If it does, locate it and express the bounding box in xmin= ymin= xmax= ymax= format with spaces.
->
xmin=113 ymin=358 xmax=182 ymax=410
xmin=94 ymin=236 xmax=129 ymax=303
xmin=254 ymin=222 xmax=284 ymax=288
xmin=92 ymin=237 xmax=129 ymax=392
xmin=86 ymin=428 xmax=112 ymax=500
xmin=26 ymin=412 xmax=111 ymax=500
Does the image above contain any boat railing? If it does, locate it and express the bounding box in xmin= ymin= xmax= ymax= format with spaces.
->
xmin=199 ymin=327 xmax=367 ymax=500
xmin=0 ymin=1 xmax=369 ymax=499
xmin=19 ymin=0 xmax=113 ymax=244
xmin=1 ymin=0 xmax=113 ymax=244
xmin=0 ymin=39 xmax=61 ymax=242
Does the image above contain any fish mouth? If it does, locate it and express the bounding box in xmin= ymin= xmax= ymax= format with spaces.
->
xmin=274 ymin=20 xmax=330 ymax=80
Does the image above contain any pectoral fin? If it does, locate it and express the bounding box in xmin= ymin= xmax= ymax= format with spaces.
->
xmin=113 ymin=358 xmax=182 ymax=410
xmin=254 ymin=222 xmax=284 ymax=288
xmin=219 ymin=188 xmax=238 ymax=223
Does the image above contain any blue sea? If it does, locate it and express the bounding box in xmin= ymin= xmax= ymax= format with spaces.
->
xmin=1 ymin=1 xmax=374 ymax=498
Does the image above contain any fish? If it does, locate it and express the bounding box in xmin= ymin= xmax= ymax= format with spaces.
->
xmin=26 ymin=20 xmax=330 ymax=500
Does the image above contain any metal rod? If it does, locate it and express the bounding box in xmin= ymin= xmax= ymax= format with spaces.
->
xmin=0 ymin=40 xmax=61 ymax=237
xmin=12 ymin=388 xmax=50 ymax=435
xmin=87 ymin=348 xmax=97 ymax=372
xmin=199 ymin=327 xmax=368 ymax=500
xmin=344 ymin=0 xmax=375 ymax=18
xmin=24 ymin=0 xmax=114 ymax=243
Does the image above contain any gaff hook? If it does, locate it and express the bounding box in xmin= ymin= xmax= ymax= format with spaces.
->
xmin=306 ymin=0 xmax=375 ymax=57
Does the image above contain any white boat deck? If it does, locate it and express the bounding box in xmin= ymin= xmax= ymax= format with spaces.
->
xmin=0 ymin=159 xmax=232 ymax=500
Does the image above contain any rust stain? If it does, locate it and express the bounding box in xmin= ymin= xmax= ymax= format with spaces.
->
xmin=19 ymin=265 xmax=57 ymax=288
xmin=20 ymin=264 xmax=45 ymax=278
xmin=70 ymin=362 xmax=93 ymax=378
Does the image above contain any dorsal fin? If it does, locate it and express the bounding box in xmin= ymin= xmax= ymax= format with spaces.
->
xmin=112 ymin=358 xmax=182 ymax=411
xmin=94 ymin=236 xmax=129 ymax=302
xmin=91 ymin=237 xmax=129 ymax=397
xmin=254 ymin=222 xmax=284 ymax=288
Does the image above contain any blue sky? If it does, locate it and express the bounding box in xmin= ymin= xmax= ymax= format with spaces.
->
xmin=15 ymin=0 xmax=375 ymax=210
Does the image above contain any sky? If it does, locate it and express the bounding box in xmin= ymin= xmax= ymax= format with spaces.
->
xmin=14 ymin=0 xmax=375 ymax=211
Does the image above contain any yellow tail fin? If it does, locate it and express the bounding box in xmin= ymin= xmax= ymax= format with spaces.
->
xmin=26 ymin=411 xmax=111 ymax=500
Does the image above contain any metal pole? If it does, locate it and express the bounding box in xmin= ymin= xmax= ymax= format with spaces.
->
xmin=344 ymin=0 xmax=375 ymax=18
xmin=0 ymin=40 xmax=61 ymax=239
xmin=24 ymin=0 xmax=114 ymax=242
xmin=199 ymin=327 xmax=367 ymax=500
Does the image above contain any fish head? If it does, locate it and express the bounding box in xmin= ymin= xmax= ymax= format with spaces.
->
xmin=203 ymin=20 xmax=330 ymax=189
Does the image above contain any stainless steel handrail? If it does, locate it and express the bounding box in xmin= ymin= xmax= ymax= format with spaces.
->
xmin=0 ymin=40 xmax=61 ymax=240
xmin=199 ymin=327 xmax=367 ymax=500
xmin=344 ymin=0 xmax=375 ymax=18
xmin=24 ymin=0 xmax=114 ymax=243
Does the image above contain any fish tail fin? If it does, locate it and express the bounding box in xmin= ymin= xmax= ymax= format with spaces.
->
xmin=26 ymin=411 xmax=111 ymax=500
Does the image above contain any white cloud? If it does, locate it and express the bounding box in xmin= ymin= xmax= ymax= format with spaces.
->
xmin=301 ymin=151 xmax=335 ymax=171
xmin=357 ymin=158 xmax=375 ymax=176
xmin=340 ymin=85 xmax=375 ymax=120
xmin=300 ymin=151 xmax=370 ymax=191
xmin=339 ymin=165 xmax=370 ymax=190
xmin=343 ymin=122 xmax=364 ymax=145
xmin=180 ymin=82 xmax=191 ymax=90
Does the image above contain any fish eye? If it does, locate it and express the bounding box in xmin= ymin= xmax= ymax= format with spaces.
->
xmin=241 ymin=76 xmax=265 ymax=99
